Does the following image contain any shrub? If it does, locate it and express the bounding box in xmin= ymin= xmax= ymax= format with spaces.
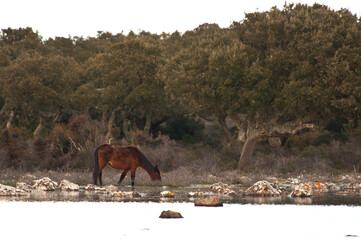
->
xmin=159 ymin=117 xmax=205 ymax=143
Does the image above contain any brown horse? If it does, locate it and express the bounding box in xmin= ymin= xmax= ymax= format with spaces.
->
xmin=93 ymin=144 xmax=161 ymax=187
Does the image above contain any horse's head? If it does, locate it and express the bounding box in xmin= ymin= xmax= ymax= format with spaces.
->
xmin=151 ymin=165 xmax=161 ymax=181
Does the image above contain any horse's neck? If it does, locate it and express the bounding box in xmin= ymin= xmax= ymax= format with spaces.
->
xmin=140 ymin=158 xmax=155 ymax=174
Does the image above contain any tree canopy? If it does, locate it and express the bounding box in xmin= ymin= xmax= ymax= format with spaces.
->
xmin=0 ymin=3 xmax=360 ymax=169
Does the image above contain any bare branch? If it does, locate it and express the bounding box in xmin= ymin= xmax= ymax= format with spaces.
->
xmin=68 ymin=137 xmax=84 ymax=151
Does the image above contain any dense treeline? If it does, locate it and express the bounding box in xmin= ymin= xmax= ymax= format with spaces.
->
xmin=0 ymin=3 xmax=360 ymax=172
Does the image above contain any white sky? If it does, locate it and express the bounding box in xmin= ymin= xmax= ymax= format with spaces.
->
xmin=1 ymin=0 xmax=361 ymax=39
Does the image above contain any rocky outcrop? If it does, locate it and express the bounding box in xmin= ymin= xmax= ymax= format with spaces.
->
xmin=288 ymin=183 xmax=313 ymax=197
xmin=16 ymin=182 xmax=33 ymax=192
xmin=0 ymin=184 xmax=28 ymax=196
xmin=210 ymin=182 xmax=236 ymax=196
xmin=195 ymin=196 xmax=223 ymax=207
xmin=159 ymin=210 xmax=183 ymax=218
xmin=245 ymin=180 xmax=281 ymax=196
xmin=32 ymin=177 xmax=58 ymax=191
xmin=59 ymin=180 xmax=79 ymax=191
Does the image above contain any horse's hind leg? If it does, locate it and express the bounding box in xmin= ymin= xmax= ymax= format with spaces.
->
xmin=99 ymin=172 xmax=103 ymax=185
xmin=118 ymin=169 xmax=129 ymax=185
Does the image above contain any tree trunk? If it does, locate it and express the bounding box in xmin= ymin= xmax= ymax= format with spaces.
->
xmin=120 ymin=110 xmax=131 ymax=143
xmin=235 ymin=118 xmax=315 ymax=170
xmin=218 ymin=115 xmax=234 ymax=146
xmin=150 ymin=116 xmax=169 ymax=138
xmin=238 ymin=136 xmax=259 ymax=170
xmin=143 ymin=113 xmax=152 ymax=140
xmin=34 ymin=117 xmax=46 ymax=137
xmin=106 ymin=110 xmax=116 ymax=141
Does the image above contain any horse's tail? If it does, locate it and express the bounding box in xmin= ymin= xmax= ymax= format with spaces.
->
xmin=93 ymin=146 xmax=100 ymax=185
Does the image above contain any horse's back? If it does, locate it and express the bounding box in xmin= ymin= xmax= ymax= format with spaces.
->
xmin=101 ymin=144 xmax=141 ymax=170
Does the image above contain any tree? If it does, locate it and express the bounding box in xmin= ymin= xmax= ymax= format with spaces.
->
xmin=166 ymin=4 xmax=361 ymax=169
xmin=0 ymin=53 xmax=80 ymax=135
xmin=232 ymin=4 xmax=361 ymax=168
xmin=75 ymin=33 xmax=172 ymax=142
xmin=165 ymin=24 xmax=243 ymax=145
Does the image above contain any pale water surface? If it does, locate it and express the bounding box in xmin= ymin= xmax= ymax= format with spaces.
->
xmin=1 ymin=201 xmax=360 ymax=240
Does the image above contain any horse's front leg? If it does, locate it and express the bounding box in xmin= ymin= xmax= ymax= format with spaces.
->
xmin=118 ymin=169 xmax=129 ymax=185
xmin=131 ymin=171 xmax=136 ymax=190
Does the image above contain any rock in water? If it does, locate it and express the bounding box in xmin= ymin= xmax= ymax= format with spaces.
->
xmin=16 ymin=182 xmax=33 ymax=192
xmin=59 ymin=180 xmax=80 ymax=191
xmin=194 ymin=196 xmax=223 ymax=207
xmin=245 ymin=180 xmax=281 ymax=197
xmin=159 ymin=210 xmax=183 ymax=219
xmin=210 ymin=182 xmax=236 ymax=196
xmin=32 ymin=177 xmax=58 ymax=191
xmin=288 ymin=183 xmax=313 ymax=197
xmin=0 ymin=184 xmax=28 ymax=196
xmin=160 ymin=191 xmax=175 ymax=198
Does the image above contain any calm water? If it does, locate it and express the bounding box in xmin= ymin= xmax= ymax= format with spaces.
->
xmin=1 ymin=201 xmax=360 ymax=240
xmin=2 ymin=185 xmax=361 ymax=206
xmin=1 ymin=185 xmax=361 ymax=240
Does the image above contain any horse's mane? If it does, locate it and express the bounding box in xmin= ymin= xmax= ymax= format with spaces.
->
xmin=137 ymin=148 xmax=156 ymax=173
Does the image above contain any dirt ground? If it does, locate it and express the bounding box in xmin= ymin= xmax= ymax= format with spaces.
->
xmin=1 ymin=167 xmax=360 ymax=188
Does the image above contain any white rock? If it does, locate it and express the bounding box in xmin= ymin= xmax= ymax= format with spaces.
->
xmin=288 ymin=183 xmax=313 ymax=197
xmin=188 ymin=191 xmax=205 ymax=198
xmin=110 ymin=191 xmax=144 ymax=198
xmin=0 ymin=184 xmax=28 ymax=196
xmin=210 ymin=182 xmax=236 ymax=196
xmin=245 ymin=180 xmax=281 ymax=196
xmin=32 ymin=177 xmax=58 ymax=191
xmin=16 ymin=182 xmax=33 ymax=192
xmin=59 ymin=180 xmax=79 ymax=191
xmin=84 ymin=184 xmax=106 ymax=192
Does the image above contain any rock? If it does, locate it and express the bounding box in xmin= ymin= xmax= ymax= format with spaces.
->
xmin=285 ymin=178 xmax=300 ymax=185
xmin=288 ymin=183 xmax=313 ymax=197
xmin=312 ymin=182 xmax=328 ymax=193
xmin=59 ymin=180 xmax=79 ymax=191
xmin=84 ymin=184 xmax=107 ymax=192
xmin=0 ymin=184 xmax=28 ymax=196
xmin=245 ymin=180 xmax=281 ymax=196
xmin=16 ymin=182 xmax=33 ymax=192
xmin=341 ymin=175 xmax=355 ymax=182
xmin=210 ymin=182 xmax=236 ymax=196
xmin=159 ymin=210 xmax=183 ymax=219
xmin=160 ymin=191 xmax=175 ymax=198
xmin=111 ymin=191 xmax=144 ymax=198
xmin=188 ymin=191 xmax=205 ymax=198
xmin=194 ymin=196 xmax=223 ymax=207
xmin=32 ymin=177 xmax=58 ymax=191
xmin=345 ymin=182 xmax=361 ymax=190
xmin=325 ymin=182 xmax=340 ymax=192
